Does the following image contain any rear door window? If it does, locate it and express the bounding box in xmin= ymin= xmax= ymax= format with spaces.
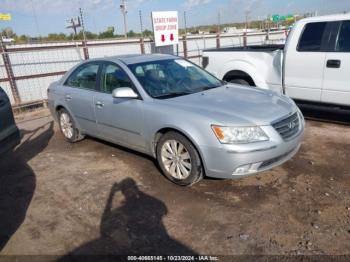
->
xmin=335 ymin=21 xmax=350 ymax=52
xmin=65 ymin=63 xmax=99 ymax=90
xmin=297 ymin=22 xmax=327 ymax=52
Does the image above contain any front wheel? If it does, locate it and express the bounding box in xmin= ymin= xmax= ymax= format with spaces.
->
xmin=156 ymin=132 xmax=203 ymax=186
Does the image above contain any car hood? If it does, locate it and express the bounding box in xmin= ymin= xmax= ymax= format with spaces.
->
xmin=156 ymin=85 xmax=296 ymax=126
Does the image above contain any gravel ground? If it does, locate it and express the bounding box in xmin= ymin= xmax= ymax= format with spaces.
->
xmin=0 ymin=108 xmax=349 ymax=256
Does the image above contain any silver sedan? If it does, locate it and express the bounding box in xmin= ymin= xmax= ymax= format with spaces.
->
xmin=48 ymin=54 xmax=304 ymax=186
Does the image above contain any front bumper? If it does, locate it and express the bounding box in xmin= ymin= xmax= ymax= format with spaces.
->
xmin=199 ymin=119 xmax=305 ymax=179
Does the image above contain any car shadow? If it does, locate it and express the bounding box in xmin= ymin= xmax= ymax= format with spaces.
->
xmin=0 ymin=121 xmax=54 ymax=251
xmin=59 ymin=178 xmax=197 ymax=257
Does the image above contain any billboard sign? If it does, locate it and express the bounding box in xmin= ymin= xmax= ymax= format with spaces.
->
xmin=0 ymin=13 xmax=11 ymax=21
xmin=152 ymin=11 xmax=178 ymax=47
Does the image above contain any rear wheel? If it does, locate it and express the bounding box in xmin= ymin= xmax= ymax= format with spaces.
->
xmin=58 ymin=108 xmax=84 ymax=143
xmin=156 ymin=132 xmax=203 ymax=186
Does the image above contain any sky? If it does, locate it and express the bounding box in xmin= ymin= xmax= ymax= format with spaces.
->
xmin=1 ymin=0 xmax=350 ymax=36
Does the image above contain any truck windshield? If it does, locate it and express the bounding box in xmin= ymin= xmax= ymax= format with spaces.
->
xmin=128 ymin=58 xmax=222 ymax=98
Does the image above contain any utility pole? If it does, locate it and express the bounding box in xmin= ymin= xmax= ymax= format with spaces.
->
xmin=79 ymin=8 xmax=89 ymax=59
xmin=184 ymin=11 xmax=187 ymax=35
xmin=139 ymin=10 xmax=143 ymax=37
xmin=30 ymin=0 xmax=42 ymax=40
xmin=120 ymin=0 xmax=128 ymax=38
xmin=216 ymin=10 xmax=221 ymax=48
xmin=245 ymin=11 xmax=250 ymax=31
xmin=217 ymin=10 xmax=221 ymax=33
xmin=79 ymin=8 xmax=87 ymax=42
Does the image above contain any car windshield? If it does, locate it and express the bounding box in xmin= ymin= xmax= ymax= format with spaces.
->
xmin=128 ymin=58 xmax=222 ymax=98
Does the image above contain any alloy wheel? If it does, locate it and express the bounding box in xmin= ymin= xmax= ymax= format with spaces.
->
xmin=60 ymin=112 xmax=74 ymax=139
xmin=160 ymin=139 xmax=192 ymax=180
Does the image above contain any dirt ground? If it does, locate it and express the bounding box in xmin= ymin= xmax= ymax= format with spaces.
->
xmin=0 ymin=108 xmax=349 ymax=256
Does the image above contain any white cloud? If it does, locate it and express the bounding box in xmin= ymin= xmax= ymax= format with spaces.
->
xmin=229 ymin=0 xmax=262 ymax=14
xmin=184 ymin=0 xmax=212 ymax=10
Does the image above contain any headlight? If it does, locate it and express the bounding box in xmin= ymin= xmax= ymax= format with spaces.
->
xmin=211 ymin=125 xmax=269 ymax=144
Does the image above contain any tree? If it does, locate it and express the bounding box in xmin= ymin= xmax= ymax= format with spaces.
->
xmin=127 ymin=30 xmax=138 ymax=38
xmin=17 ymin=34 xmax=29 ymax=43
xmin=98 ymin=28 xmax=114 ymax=39
xmin=85 ymin=31 xmax=98 ymax=40
xmin=1 ymin=27 xmax=17 ymax=38
xmin=142 ymin=29 xmax=153 ymax=37
xmin=47 ymin=33 xmax=67 ymax=41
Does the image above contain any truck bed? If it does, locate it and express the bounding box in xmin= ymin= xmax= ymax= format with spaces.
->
xmin=204 ymin=44 xmax=285 ymax=52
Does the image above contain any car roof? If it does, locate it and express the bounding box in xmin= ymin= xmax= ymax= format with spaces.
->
xmin=299 ymin=13 xmax=350 ymax=24
xmin=104 ymin=54 xmax=178 ymax=65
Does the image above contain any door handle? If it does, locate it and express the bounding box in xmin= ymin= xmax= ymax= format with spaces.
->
xmin=65 ymin=94 xmax=72 ymax=101
xmin=326 ymin=59 xmax=341 ymax=68
xmin=95 ymin=101 xmax=104 ymax=108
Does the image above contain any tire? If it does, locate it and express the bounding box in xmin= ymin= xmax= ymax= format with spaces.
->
xmin=156 ymin=131 xmax=203 ymax=186
xmin=229 ymin=78 xmax=251 ymax=86
xmin=58 ymin=108 xmax=84 ymax=143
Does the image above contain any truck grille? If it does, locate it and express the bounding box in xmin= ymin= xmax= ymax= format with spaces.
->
xmin=272 ymin=112 xmax=300 ymax=140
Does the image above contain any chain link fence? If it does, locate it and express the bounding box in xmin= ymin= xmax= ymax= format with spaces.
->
xmin=0 ymin=31 xmax=286 ymax=108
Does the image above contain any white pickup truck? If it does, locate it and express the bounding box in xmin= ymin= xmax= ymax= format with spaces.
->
xmin=203 ymin=14 xmax=350 ymax=107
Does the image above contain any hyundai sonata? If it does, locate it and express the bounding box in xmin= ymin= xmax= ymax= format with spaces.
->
xmin=48 ymin=54 xmax=304 ymax=186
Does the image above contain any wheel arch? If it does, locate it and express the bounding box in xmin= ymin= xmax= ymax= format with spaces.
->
xmin=152 ymin=127 xmax=206 ymax=175
xmin=219 ymin=60 xmax=268 ymax=89
xmin=223 ymin=70 xmax=255 ymax=86
xmin=54 ymin=104 xmax=82 ymax=131
xmin=55 ymin=104 xmax=65 ymax=114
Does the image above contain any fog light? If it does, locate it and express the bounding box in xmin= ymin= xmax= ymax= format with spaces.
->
xmin=234 ymin=164 xmax=252 ymax=174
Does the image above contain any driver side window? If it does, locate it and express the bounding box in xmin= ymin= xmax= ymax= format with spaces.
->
xmin=101 ymin=63 xmax=133 ymax=93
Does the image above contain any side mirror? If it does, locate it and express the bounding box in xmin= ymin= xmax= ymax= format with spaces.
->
xmin=112 ymin=87 xmax=138 ymax=99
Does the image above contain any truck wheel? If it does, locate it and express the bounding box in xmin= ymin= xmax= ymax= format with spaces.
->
xmin=156 ymin=131 xmax=203 ymax=186
xmin=229 ymin=79 xmax=251 ymax=86
xmin=58 ymin=108 xmax=84 ymax=143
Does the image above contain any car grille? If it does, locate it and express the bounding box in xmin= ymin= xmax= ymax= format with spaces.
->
xmin=272 ymin=112 xmax=300 ymax=140
xmin=259 ymin=150 xmax=293 ymax=169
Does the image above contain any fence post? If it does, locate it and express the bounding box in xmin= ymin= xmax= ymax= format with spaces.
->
xmin=182 ymin=35 xmax=188 ymax=59
xmin=243 ymin=32 xmax=247 ymax=47
xmin=265 ymin=29 xmax=270 ymax=42
xmin=82 ymin=40 xmax=89 ymax=60
xmin=140 ymin=38 xmax=145 ymax=54
xmin=216 ymin=33 xmax=220 ymax=48
xmin=0 ymin=41 xmax=20 ymax=105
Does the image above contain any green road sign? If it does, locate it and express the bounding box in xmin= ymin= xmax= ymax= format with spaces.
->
xmin=271 ymin=14 xmax=294 ymax=23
